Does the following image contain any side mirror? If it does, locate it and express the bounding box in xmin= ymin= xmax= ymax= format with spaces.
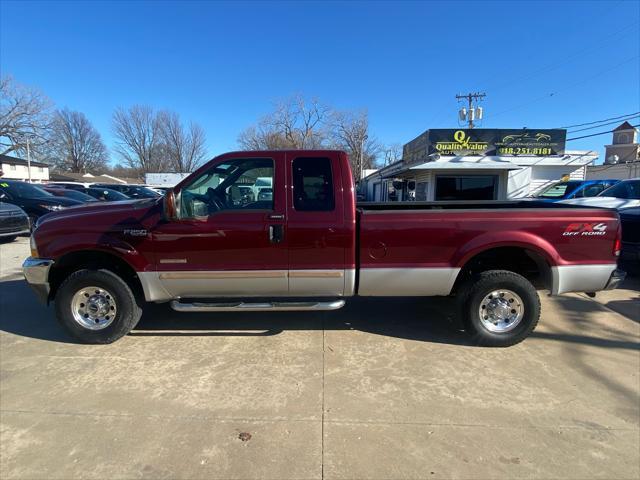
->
xmin=164 ymin=189 xmax=178 ymax=221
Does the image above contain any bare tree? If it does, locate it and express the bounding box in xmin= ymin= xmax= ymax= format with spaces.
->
xmin=238 ymin=95 xmax=331 ymax=150
xmin=381 ymin=143 xmax=403 ymax=165
xmin=329 ymin=109 xmax=380 ymax=175
xmin=43 ymin=108 xmax=108 ymax=172
xmin=0 ymin=76 xmax=53 ymax=156
xmin=112 ymin=105 xmax=168 ymax=173
xmin=157 ymin=111 xmax=207 ymax=172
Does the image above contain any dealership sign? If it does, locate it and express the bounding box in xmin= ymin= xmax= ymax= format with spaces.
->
xmin=403 ymin=129 xmax=567 ymax=160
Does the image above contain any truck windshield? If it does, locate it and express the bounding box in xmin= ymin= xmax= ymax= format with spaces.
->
xmin=535 ymin=181 xmax=581 ymax=199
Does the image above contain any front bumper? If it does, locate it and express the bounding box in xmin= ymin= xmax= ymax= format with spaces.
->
xmin=0 ymin=228 xmax=29 ymax=238
xmin=0 ymin=215 xmax=30 ymax=237
xmin=22 ymin=257 xmax=54 ymax=303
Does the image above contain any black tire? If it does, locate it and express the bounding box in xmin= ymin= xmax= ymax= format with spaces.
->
xmin=457 ymin=270 xmax=540 ymax=347
xmin=0 ymin=235 xmax=17 ymax=243
xmin=55 ymin=269 xmax=142 ymax=344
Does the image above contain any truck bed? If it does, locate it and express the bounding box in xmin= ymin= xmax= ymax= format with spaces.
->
xmin=356 ymin=200 xmax=607 ymax=211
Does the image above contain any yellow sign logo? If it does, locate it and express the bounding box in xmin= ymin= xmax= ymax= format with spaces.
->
xmin=434 ymin=130 xmax=488 ymax=153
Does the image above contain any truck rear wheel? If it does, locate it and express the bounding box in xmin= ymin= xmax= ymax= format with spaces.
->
xmin=458 ymin=270 xmax=540 ymax=347
xmin=55 ymin=269 xmax=142 ymax=344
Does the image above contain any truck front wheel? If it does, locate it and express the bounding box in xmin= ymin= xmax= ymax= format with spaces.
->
xmin=459 ymin=270 xmax=540 ymax=347
xmin=55 ymin=269 xmax=142 ymax=344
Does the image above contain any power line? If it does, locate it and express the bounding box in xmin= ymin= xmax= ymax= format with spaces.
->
xmin=568 ymin=114 xmax=640 ymax=133
xmin=562 ymin=111 xmax=640 ymax=129
xmin=479 ymin=21 xmax=639 ymax=94
xmin=566 ymin=124 xmax=639 ymax=142
xmin=484 ymin=56 xmax=639 ymax=120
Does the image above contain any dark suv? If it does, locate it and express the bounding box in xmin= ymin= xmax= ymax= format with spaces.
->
xmin=0 ymin=180 xmax=82 ymax=227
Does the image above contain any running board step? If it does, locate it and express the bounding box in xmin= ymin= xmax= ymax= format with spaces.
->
xmin=170 ymin=299 xmax=346 ymax=313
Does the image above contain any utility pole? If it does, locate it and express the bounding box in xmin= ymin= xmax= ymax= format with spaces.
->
xmin=26 ymin=137 xmax=32 ymax=183
xmin=456 ymin=92 xmax=486 ymax=128
xmin=359 ymin=134 xmax=368 ymax=180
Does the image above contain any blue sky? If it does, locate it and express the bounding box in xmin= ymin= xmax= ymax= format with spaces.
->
xmin=1 ymin=0 xmax=639 ymax=165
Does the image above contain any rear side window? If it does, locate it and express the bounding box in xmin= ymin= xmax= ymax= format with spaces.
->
xmin=292 ymin=157 xmax=335 ymax=211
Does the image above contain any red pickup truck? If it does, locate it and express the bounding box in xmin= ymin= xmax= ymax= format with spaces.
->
xmin=23 ymin=150 xmax=625 ymax=346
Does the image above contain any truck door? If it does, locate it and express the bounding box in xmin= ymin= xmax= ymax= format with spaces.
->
xmin=286 ymin=153 xmax=351 ymax=296
xmin=152 ymin=152 xmax=288 ymax=297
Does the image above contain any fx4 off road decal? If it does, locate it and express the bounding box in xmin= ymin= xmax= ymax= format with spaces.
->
xmin=563 ymin=223 xmax=607 ymax=237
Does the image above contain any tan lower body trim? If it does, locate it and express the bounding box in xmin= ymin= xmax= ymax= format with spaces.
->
xmin=289 ymin=270 xmax=344 ymax=278
xmin=143 ymin=269 xmax=349 ymax=300
xmin=159 ymin=270 xmax=287 ymax=280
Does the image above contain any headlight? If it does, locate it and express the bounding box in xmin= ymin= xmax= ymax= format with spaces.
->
xmin=30 ymin=235 xmax=39 ymax=258
xmin=39 ymin=204 xmax=65 ymax=211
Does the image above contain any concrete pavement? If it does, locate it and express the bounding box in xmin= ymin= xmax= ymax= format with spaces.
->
xmin=1 ymin=237 xmax=638 ymax=479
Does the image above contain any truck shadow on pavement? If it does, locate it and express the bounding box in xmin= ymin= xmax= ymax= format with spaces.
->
xmin=0 ymin=278 xmax=472 ymax=345
xmin=1 ymin=278 xmax=638 ymax=350
xmin=131 ymin=295 xmax=473 ymax=345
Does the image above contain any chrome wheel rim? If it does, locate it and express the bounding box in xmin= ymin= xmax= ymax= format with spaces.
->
xmin=478 ymin=289 xmax=524 ymax=333
xmin=71 ymin=286 xmax=117 ymax=330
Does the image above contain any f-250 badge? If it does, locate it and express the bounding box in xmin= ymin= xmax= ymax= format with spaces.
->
xmin=563 ymin=223 xmax=607 ymax=236
xmin=123 ymin=229 xmax=148 ymax=237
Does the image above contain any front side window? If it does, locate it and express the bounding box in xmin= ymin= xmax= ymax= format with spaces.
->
xmin=178 ymin=158 xmax=274 ymax=218
xmin=577 ymin=184 xmax=606 ymax=198
xmin=292 ymin=157 xmax=335 ymax=211
xmin=599 ymin=180 xmax=640 ymax=199
xmin=435 ymin=175 xmax=498 ymax=201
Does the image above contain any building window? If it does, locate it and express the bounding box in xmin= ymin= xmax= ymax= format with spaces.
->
xmin=39 ymin=167 xmax=44 ymax=173
xmin=292 ymin=157 xmax=335 ymax=211
xmin=435 ymin=175 xmax=498 ymax=201
xmin=10 ymin=164 xmax=16 ymax=170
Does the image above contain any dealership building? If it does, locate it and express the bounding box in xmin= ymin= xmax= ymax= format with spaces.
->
xmin=361 ymin=128 xmax=597 ymax=202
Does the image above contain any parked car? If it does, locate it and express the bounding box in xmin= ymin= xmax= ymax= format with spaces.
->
xmin=50 ymin=184 xmax=131 ymax=202
xmin=24 ymin=150 xmax=624 ymax=347
xmin=560 ymin=178 xmax=640 ymax=209
xmin=619 ymin=207 xmax=640 ymax=275
xmin=43 ymin=187 xmax=99 ymax=203
xmin=90 ymin=183 xmax=160 ymax=199
xmin=82 ymin=187 xmax=130 ymax=202
xmin=533 ymin=179 xmax=619 ymax=201
xmin=0 ymin=180 xmax=83 ymax=227
xmin=146 ymin=186 xmax=169 ymax=195
xmin=0 ymin=202 xmax=30 ymax=242
xmin=46 ymin=182 xmax=91 ymax=190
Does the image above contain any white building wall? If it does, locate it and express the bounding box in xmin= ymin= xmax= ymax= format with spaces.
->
xmin=526 ymin=165 xmax=587 ymax=197
xmin=587 ymin=162 xmax=640 ymax=180
xmin=361 ymin=151 xmax=597 ymax=201
xmin=1 ymin=162 xmax=49 ymax=182
xmin=145 ymin=173 xmax=191 ymax=187
xmin=506 ymin=168 xmax=532 ymax=199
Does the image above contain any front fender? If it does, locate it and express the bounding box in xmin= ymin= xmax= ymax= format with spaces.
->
xmin=39 ymin=232 xmax=149 ymax=272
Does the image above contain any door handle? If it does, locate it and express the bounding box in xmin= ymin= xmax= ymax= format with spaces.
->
xmin=268 ymin=214 xmax=285 ymax=220
xmin=269 ymin=225 xmax=284 ymax=244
